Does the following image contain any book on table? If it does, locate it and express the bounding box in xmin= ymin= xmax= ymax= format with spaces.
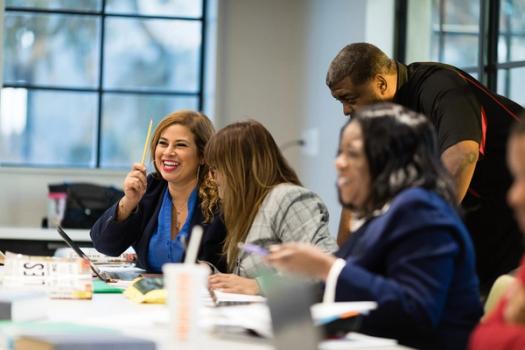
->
xmin=14 ymin=333 xmax=156 ymax=350
xmin=0 ymin=320 xmax=115 ymax=350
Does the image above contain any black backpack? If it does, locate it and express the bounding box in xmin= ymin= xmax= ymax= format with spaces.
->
xmin=49 ymin=183 xmax=124 ymax=229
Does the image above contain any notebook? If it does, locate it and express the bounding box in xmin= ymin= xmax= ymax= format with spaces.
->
xmin=56 ymin=226 xmax=142 ymax=283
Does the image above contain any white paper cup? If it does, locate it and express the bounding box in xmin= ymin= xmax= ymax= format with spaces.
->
xmin=163 ymin=263 xmax=209 ymax=349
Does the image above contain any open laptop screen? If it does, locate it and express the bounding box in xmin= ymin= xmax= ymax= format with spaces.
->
xmin=56 ymin=226 xmax=112 ymax=282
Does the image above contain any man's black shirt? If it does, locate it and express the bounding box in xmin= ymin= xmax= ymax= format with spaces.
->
xmin=394 ymin=61 xmax=523 ymax=293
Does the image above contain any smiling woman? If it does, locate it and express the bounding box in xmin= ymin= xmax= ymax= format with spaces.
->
xmin=334 ymin=122 xmax=370 ymax=211
xmin=267 ymin=103 xmax=483 ymax=349
xmin=90 ymin=110 xmax=227 ymax=273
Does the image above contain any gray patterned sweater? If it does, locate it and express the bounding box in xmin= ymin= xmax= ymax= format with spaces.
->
xmin=235 ymin=183 xmax=337 ymax=278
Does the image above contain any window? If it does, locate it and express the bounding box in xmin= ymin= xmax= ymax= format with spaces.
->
xmin=497 ymin=0 xmax=525 ymax=103
xmin=403 ymin=0 xmax=481 ymax=75
xmin=399 ymin=0 xmax=525 ymax=104
xmin=1 ymin=0 xmax=206 ymax=168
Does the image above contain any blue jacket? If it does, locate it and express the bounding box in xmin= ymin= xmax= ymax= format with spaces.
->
xmin=90 ymin=174 xmax=227 ymax=272
xmin=336 ymin=188 xmax=482 ymax=349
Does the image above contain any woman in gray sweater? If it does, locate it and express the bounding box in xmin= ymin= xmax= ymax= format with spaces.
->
xmin=204 ymin=120 xmax=337 ymax=295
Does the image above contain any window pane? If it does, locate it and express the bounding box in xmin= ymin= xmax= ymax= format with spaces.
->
xmin=500 ymin=67 xmax=525 ymax=105
xmin=497 ymin=69 xmax=508 ymax=96
xmin=104 ymin=18 xmax=201 ymax=92
xmin=430 ymin=32 xmax=441 ymax=61
xmin=6 ymin=0 xmax=101 ymax=11
xmin=407 ymin=0 xmax=480 ymax=65
xmin=499 ymin=34 xmax=509 ymax=62
xmin=3 ymin=13 xmax=100 ymax=88
xmin=442 ymin=0 xmax=480 ymax=26
xmin=106 ymin=0 xmax=202 ymax=17
xmin=499 ymin=0 xmax=525 ymax=62
xmin=509 ymin=37 xmax=525 ymax=61
xmin=500 ymin=0 xmax=525 ymax=34
xmin=0 ymin=89 xmax=97 ymax=167
xmin=100 ymin=94 xmax=198 ymax=168
xmin=442 ymin=34 xmax=479 ymax=67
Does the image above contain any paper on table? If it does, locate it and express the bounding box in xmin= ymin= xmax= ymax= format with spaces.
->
xmin=212 ymin=303 xmax=272 ymax=338
xmin=211 ymin=290 xmax=266 ymax=305
xmin=321 ymin=333 xmax=397 ymax=349
xmin=55 ymin=247 xmax=136 ymax=265
xmin=211 ymin=301 xmax=377 ymax=339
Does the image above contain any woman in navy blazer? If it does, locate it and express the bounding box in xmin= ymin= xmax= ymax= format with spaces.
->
xmin=91 ymin=110 xmax=226 ymax=273
xmin=268 ymin=103 xmax=482 ymax=349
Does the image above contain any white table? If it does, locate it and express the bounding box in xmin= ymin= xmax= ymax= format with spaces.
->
xmin=45 ymin=293 xmax=411 ymax=350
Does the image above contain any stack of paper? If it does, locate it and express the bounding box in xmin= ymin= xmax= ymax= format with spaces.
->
xmin=211 ymin=301 xmax=377 ymax=339
xmin=3 ymin=252 xmax=92 ymax=299
xmin=54 ymin=247 xmax=135 ymax=265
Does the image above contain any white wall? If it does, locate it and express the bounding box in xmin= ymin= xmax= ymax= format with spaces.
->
xmin=214 ymin=0 xmax=308 ymax=173
xmin=0 ymin=167 xmax=125 ymax=227
xmin=0 ymin=0 xmax=395 ymax=235
xmin=297 ymin=0 xmax=366 ymax=236
xmin=215 ymin=0 xmax=393 ymax=235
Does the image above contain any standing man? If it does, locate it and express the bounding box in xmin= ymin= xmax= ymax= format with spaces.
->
xmin=327 ymin=42 xmax=523 ymax=294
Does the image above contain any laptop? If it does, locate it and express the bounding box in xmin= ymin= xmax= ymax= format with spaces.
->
xmin=56 ymin=226 xmax=142 ymax=282
xmin=209 ymin=288 xmax=266 ymax=307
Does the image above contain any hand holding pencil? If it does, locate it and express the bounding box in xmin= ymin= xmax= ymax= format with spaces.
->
xmin=116 ymin=119 xmax=153 ymax=221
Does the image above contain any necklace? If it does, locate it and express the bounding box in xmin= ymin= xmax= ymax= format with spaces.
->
xmin=172 ymin=201 xmax=184 ymax=231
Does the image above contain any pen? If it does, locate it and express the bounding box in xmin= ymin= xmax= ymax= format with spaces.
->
xmin=237 ymin=242 xmax=269 ymax=256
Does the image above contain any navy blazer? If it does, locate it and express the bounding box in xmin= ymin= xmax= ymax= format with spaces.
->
xmin=335 ymin=188 xmax=482 ymax=350
xmin=90 ymin=174 xmax=227 ymax=272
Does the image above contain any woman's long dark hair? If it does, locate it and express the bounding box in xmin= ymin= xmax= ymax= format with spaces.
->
xmin=204 ymin=120 xmax=301 ymax=271
xmin=344 ymin=103 xmax=457 ymax=218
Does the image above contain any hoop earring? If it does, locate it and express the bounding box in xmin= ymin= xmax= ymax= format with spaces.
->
xmin=196 ymin=165 xmax=201 ymax=182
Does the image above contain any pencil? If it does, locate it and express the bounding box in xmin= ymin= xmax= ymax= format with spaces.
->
xmin=140 ymin=119 xmax=153 ymax=165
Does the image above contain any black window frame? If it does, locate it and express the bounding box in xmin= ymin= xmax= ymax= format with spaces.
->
xmin=2 ymin=0 xmax=208 ymax=168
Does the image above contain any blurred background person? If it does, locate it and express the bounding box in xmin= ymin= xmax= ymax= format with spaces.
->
xmin=268 ymin=103 xmax=482 ymax=349
xmin=469 ymin=120 xmax=525 ymax=350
